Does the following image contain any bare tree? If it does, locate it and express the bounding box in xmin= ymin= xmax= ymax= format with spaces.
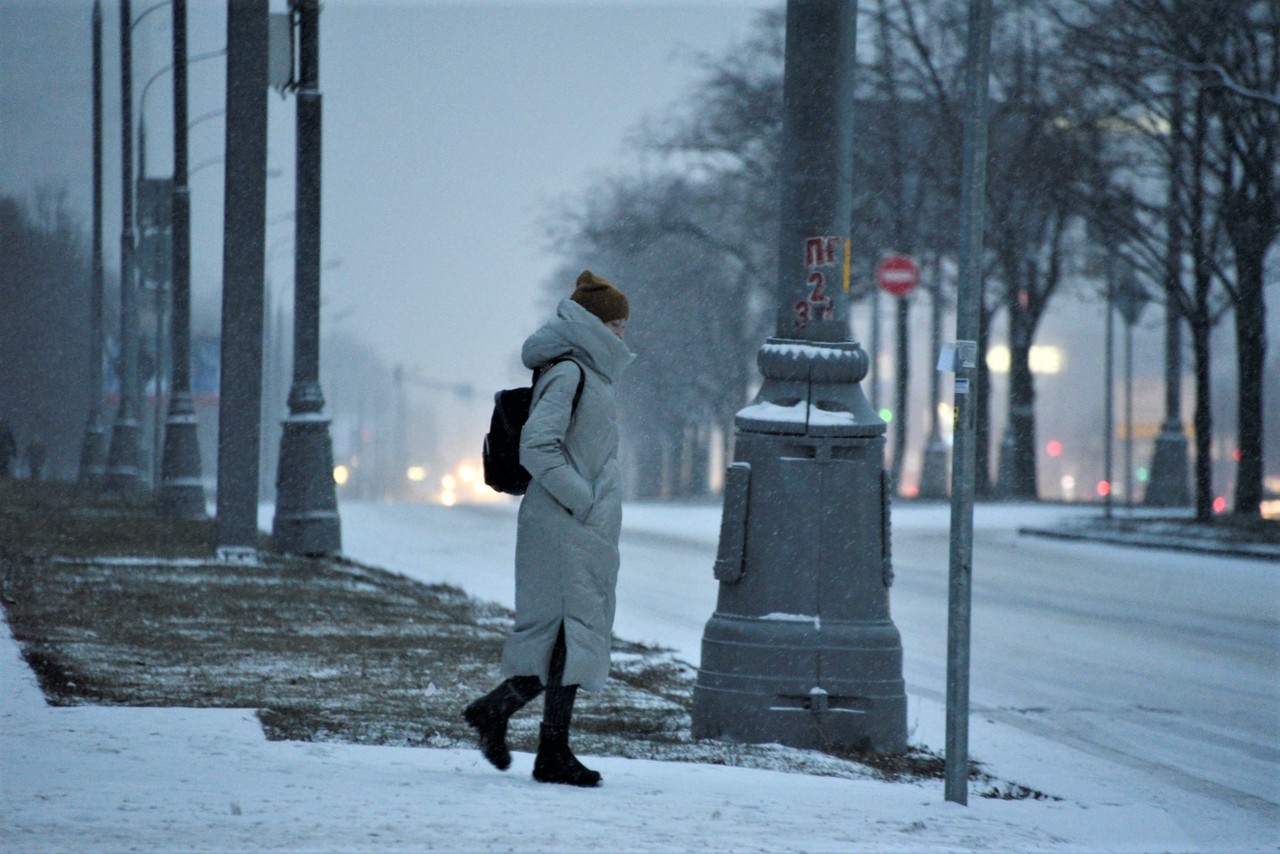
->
xmin=1060 ymin=0 xmax=1278 ymax=517
xmin=0 ymin=190 xmax=95 ymax=480
xmin=986 ymin=8 xmax=1106 ymax=500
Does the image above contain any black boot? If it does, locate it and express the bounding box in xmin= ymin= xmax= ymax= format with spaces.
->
xmin=533 ymin=722 xmax=601 ymax=787
xmin=463 ymin=676 xmax=541 ymax=771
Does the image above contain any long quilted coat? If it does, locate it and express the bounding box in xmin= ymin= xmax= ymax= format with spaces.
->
xmin=500 ymin=298 xmax=634 ymax=692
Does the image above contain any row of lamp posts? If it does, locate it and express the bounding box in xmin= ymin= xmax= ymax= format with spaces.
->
xmin=78 ymin=0 xmax=340 ymax=558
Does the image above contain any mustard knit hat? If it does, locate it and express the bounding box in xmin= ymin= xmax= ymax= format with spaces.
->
xmin=570 ymin=270 xmax=630 ymax=324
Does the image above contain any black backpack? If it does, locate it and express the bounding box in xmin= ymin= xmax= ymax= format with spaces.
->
xmin=482 ymin=359 xmax=585 ymax=495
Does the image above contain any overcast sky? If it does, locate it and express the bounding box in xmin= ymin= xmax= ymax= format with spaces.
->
xmin=1 ymin=0 xmax=770 ymax=467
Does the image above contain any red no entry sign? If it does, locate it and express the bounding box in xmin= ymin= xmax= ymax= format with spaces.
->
xmin=876 ymin=255 xmax=919 ymax=298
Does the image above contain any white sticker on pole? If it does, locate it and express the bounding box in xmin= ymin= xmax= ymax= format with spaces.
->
xmin=937 ymin=344 xmax=956 ymax=372
xmin=955 ymin=377 xmax=971 ymax=395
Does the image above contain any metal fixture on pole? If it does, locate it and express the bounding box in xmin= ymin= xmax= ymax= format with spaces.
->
xmin=130 ymin=0 xmax=170 ymax=34
xmin=158 ymin=0 xmax=206 ymax=518
xmin=215 ymin=0 xmax=270 ymax=558
xmin=188 ymin=107 xmax=225 ymax=134
xmin=693 ymin=0 xmax=906 ymax=754
xmin=79 ymin=0 xmax=107 ymax=487
xmin=944 ymin=0 xmax=993 ymax=806
xmin=273 ymin=0 xmax=342 ymax=555
xmin=104 ymin=0 xmax=144 ymax=494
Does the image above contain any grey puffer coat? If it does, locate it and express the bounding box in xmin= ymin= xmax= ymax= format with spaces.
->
xmin=500 ymin=298 xmax=634 ymax=692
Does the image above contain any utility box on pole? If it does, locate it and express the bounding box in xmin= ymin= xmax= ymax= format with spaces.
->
xmin=692 ymin=0 xmax=907 ymax=754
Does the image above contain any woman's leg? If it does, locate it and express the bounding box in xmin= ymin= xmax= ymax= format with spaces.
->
xmin=534 ymin=623 xmax=601 ymax=787
xmin=463 ymin=674 xmax=542 ymax=771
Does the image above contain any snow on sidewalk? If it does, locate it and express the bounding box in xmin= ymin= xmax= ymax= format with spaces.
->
xmin=2 ymin=601 xmax=1196 ymax=851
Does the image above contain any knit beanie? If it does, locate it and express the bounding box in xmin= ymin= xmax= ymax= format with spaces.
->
xmin=570 ymin=270 xmax=630 ymax=324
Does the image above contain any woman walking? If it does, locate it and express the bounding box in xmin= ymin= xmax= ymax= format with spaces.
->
xmin=464 ymin=270 xmax=633 ymax=787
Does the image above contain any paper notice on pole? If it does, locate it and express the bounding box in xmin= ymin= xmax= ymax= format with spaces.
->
xmin=955 ymin=377 xmax=970 ymax=395
xmin=937 ymin=344 xmax=956 ymax=372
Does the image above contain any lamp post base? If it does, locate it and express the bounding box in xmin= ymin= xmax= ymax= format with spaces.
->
xmin=1144 ymin=420 xmax=1191 ymax=507
xmin=273 ymin=414 xmax=341 ymax=556
xmin=694 ymin=615 xmax=907 ymax=752
xmin=692 ymin=339 xmax=907 ymax=754
xmin=159 ymin=393 xmax=207 ymax=518
xmin=104 ymin=417 xmax=144 ymax=493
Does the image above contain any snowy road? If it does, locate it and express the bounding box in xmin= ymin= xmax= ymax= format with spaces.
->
xmin=336 ymin=499 xmax=1280 ymax=849
xmin=888 ymin=506 xmax=1280 ymax=848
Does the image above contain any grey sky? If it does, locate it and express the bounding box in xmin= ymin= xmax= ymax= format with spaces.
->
xmin=2 ymin=0 xmax=770 ymax=467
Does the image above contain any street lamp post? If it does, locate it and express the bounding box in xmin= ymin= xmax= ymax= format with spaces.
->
xmin=158 ymin=0 xmax=206 ymax=518
xmin=273 ymin=0 xmax=342 ymax=555
xmin=1104 ymin=255 xmax=1116 ymax=521
xmin=104 ymin=0 xmax=144 ymax=494
xmin=215 ymin=0 xmax=270 ymax=558
xmin=79 ymin=0 xmax=107 ymax=487
xmin=1145 ymin=76 xmax=1191 ymax=508
xmin=1115 ymin=264 xmax=1149 ymax=507
xmin=260 ymin=231 xmax=294 ymax=502
xmin=692 ymin=0 xmax=905 ymax=754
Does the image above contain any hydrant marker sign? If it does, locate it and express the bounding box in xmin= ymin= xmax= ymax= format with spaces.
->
xmin=793 ymin=236 xmax=843 ymax=329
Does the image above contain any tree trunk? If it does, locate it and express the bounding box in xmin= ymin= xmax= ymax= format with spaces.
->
xmin=891 ymin=296 xmax=910 ymax=492
xmin=1233 ymin=248 xmax=1267 ymax=516
xmin=975 ymin=309 xmax=993 ymax=498
xmin=1001 ymin=328 xmax=1039 ymax=499
xmin=1191 ymin=319 xmax=1214 ymax=521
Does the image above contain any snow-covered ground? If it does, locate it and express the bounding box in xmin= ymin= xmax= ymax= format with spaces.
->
xmin=2 ymin=500 xmax=1276 ymax=852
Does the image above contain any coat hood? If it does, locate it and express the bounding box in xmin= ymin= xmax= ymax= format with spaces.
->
xmin=522 ymin=298 xmax=634 ymax=383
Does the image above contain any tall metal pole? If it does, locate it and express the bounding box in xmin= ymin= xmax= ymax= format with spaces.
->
xmin=945 ymin=0 xmax=993 ymax=807
xmin=79 ymin=0 xmax=107 ymax=487
xmin=1125 ymin=312 xmax=1134 ymax=507
xmin=216 ymin=0 xmax=270 ymax=557
xmin=1104 ymin=258 xmax=1115 ymax=520
xmin=159 ymin=0 xmax=206 ymax=518
xmin=105 ymin=0 xmax=144 ymax=493
xmin=273 ymin=0 xmax=342 ymax=555
xmin=693 ymin=0 xmax=905 ymax=755
xmin=1145 ymin=68 xmax=1190 ymax=508
xmin=870 ymin=288 xmax=881 ymax=411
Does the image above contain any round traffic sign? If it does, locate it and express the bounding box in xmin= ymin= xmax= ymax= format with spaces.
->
xmin=876 ymin=255 xmax=919 ymax=298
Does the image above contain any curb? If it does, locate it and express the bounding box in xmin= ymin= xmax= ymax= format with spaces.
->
xmin=1018 ymin=526 xmax=1280 ymax=562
